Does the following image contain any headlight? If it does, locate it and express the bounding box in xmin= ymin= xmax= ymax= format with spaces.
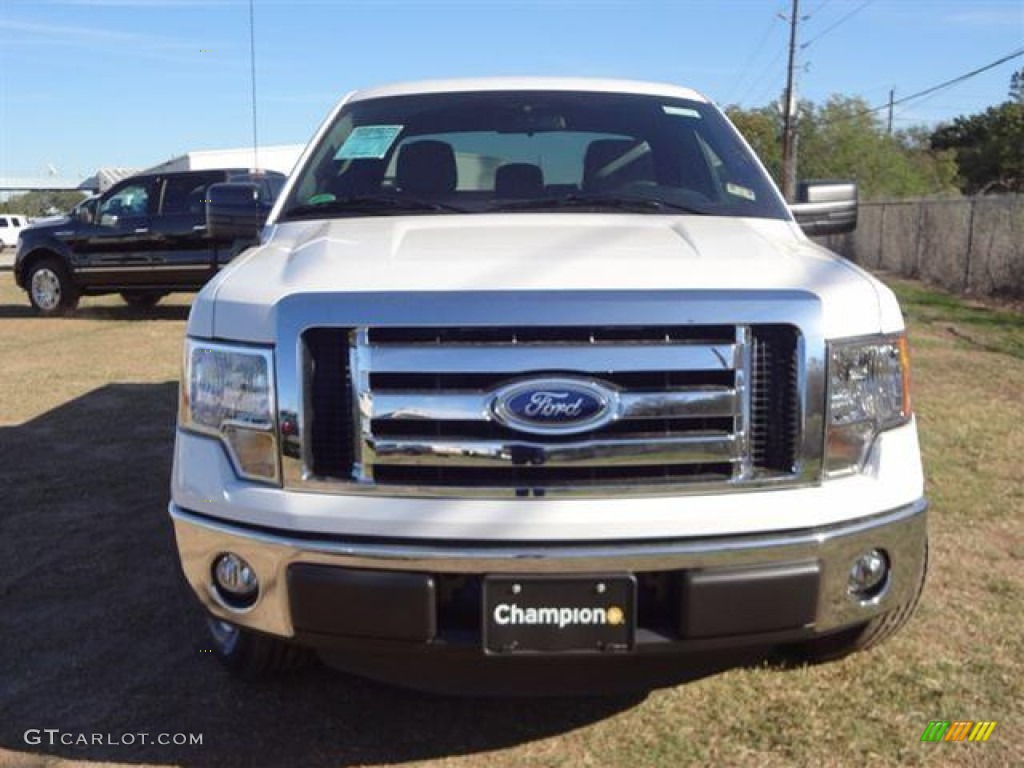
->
xmin=180 ymin=339 xmax=279 ymax=484
xmin=826 ymin=334 xmax=912 ymax=475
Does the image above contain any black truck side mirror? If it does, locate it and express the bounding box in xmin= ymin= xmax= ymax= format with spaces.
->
xmin=790 ymin=180 xmax=858 ymax=236
xmin=206 ymin=182 xmax=270 ymax=241
xmin=75 ymin=199 xmax=97 ymax=224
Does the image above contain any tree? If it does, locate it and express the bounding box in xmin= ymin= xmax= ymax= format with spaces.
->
xmin=727 ymin=96 xmax=958 ymax=199
xmin=931 ymin=101 xmax=1024 ymax=193
xmin=1010 ymin=67 xmax=1024 ymax=105
xmin=724 ymin=105 xmax=782 ymax=180
xmin=799 ymin=96 xmax=959 ymax=198
xmin=0 ymin=190 xmax=89 ymax=217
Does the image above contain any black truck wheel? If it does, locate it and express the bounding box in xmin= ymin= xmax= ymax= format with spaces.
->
xmin=120 ymin=291 xmax=165 ymax=308
xmin=27 ymin=257 xmax=79 ymax=316
xmin=206 ymin=618 xmax=314 ymax=679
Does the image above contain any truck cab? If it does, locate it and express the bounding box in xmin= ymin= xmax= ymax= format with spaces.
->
xmin=14 ymin=168 xmax=285 ymax=315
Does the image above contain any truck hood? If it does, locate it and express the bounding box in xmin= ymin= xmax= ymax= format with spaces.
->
xmin=25 ymin=215 xmax=70 ymax=229
xmin=194 ymin=214 xmax=902 ymax=342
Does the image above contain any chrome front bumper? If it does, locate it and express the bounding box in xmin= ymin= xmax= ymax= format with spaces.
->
xmin=170 ymin=498 xmax=927 ymax=644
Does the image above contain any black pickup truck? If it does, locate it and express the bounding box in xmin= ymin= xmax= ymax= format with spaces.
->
xmin=14 ymin=168 xmax=285 ymax=315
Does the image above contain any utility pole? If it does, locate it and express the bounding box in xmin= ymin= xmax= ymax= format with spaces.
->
xmin=780 ymin=0 xmax=800 ymax=202
xmin=886 ymin=88 xmax=895 ymax=135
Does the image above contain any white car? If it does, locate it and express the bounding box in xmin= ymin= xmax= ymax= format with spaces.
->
xmin=170 ymin=78 xmax=926 ymax=694
xmin=0 ymin=214 xmax=29 ymax=250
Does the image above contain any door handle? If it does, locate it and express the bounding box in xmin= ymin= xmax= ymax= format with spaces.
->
xmin=134 ymin=228 xmax=149 ymax=234
xmin=193 ymin=225 xmax=207 ymax=231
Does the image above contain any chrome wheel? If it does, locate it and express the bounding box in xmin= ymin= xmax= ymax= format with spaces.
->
xmin=30 ymin=268 xmax=61 ymax=311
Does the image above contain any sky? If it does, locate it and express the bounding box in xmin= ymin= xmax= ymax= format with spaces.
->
xmin=1 ymin=0 xmax=1022 ymax=180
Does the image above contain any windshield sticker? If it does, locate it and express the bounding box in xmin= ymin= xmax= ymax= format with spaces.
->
xmin=306 ymin=192 xmax=336 ymax=205
xmin=335 ymin=125 xmax=403 ymax=160
xmin=726 ymin=182 xmax=756 ymax=201
xmin=662 ymin=105 xmax=701 ymax=118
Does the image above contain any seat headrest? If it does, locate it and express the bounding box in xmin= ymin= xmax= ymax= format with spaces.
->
xmin=396 ymin=140 xmax=456 ymax=195
xmin=495 ymin=163 xmax=544 ymax=199
xmin=329 ymin=158 xmax=386 ymax=198
xmin=583 ymin=138 xmax=654 ymax=191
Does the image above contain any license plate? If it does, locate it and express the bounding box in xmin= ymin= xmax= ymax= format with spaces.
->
xmin=483 ymin=575 xmax=635 ymax=654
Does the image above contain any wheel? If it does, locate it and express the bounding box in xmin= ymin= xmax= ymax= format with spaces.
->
xmin=27 ymin=257 xmax=79 ymax=316
xmin=206 ymin=617 xmax=315 ymax=679
xmin=795 ymin=544 xmax=928 ymax=663
xmin=120 ymin=291 xmax=164 ymax=308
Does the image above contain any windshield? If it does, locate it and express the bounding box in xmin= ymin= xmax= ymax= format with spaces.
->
xmin=281 ymin=90 xmax=788 ymax=221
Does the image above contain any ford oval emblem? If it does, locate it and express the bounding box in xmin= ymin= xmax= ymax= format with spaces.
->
xmin=491 ymin=378 xmax=618 ymax=435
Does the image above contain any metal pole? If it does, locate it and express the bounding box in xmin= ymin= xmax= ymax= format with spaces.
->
xmin=963 ymin=198 xmax=976 ymax=293
xmin=249 ymin=0 xmax=259 ymax=169
xmin=781 ymin=0 xmax=800 ymax=201
xmin=887 ymin=89 xmax=895 ymax=135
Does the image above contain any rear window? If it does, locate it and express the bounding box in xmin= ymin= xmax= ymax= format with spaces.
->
xmin=161 ymin=172 xmax=225 ymax=216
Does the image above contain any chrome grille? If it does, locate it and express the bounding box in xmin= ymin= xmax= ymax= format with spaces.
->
xmin=302 ymin=324 xmax=802 ymax=495
xmin=750 ymin=325 xmax=800 ymax=473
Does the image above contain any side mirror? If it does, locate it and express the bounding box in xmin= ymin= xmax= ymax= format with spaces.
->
xmin=76 ymin=201 xmax=96 ymax=224
xmin=206 ymin=182 xmax=269 ymax=241
xmin=790 ymin=180 xmax=857 ymax=236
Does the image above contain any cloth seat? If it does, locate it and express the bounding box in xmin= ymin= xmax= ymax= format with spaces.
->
xmin=396 ymin=140 xmax=457 ymax=195
xmin=329 ymin=159 xmax=386 ymax=198
xmin=495 ymin=163 xmax=545 ymax=198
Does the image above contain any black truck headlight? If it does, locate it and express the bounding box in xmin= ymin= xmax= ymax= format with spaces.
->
xmin=826 ymin=334 xmax=912 ymax=475
xmin=181 ymin=339 xmax=279 ymax=484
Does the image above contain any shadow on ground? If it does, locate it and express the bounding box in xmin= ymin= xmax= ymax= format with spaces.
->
xmin=0 ymin=383 xmax=771 ymax=767
xmin=0 ymin=302 xmax=190 ymax=321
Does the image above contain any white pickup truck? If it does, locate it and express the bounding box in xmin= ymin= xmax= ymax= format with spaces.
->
xmin=170 ymin=78 xmax=926 ymax=693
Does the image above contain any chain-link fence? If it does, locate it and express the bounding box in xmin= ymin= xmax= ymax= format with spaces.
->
xmin=819 ymin=196 xmax=1024 ymax=298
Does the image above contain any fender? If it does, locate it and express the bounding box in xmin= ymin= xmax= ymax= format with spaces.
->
xmin=13 ymin=227 xmax=75 ymax=289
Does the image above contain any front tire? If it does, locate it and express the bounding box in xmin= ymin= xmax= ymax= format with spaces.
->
xmin=795 ymin=544 xmax=928 ymax=663
xmin=27 ymin=257 xmax=79 ymax=316
xmin=206 ymin=618 xmax=314 ymax=679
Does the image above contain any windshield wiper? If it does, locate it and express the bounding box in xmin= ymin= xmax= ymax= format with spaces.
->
xmin=491 ymin=193 xmax=708 ymax=215
xmin=283 ymin=195 xmax=467 ymax=219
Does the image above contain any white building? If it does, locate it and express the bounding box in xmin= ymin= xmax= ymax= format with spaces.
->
xmin=143 ymin=145 xmax=304 ymax=176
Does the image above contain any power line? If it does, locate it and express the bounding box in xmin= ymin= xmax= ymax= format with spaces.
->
xmin=734 ymin=44 xmax=788 ymax=105
xmin=801 ymin=0 xmax=874 ymax=50
xmin=726 ymin=9 xmax=784 ymax=103
xmin=788 ymin=47 xmax=1024 ymax=132
xmin=806 ymin=0 xmax=833 ymax=17
xmin=867 ymin=47 xmax=1024 ymax=113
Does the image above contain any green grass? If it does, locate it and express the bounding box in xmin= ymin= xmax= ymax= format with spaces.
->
xmin=887 ymin=277 xmax=1024 ymax=359
xmin=0 ymin=276 xmax=1021 ymax=768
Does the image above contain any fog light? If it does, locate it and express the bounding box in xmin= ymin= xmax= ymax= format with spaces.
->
xmin=848 ymin=549 xmax=889 ymax=599
xmin=213 ymin=553 xmax=259 ymax=608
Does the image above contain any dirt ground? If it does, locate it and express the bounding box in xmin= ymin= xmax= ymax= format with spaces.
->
xmin=0 ymin=278 xmax=1020 ymax=767
xmin=0 ymin=288 xmax=640 ymax=768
